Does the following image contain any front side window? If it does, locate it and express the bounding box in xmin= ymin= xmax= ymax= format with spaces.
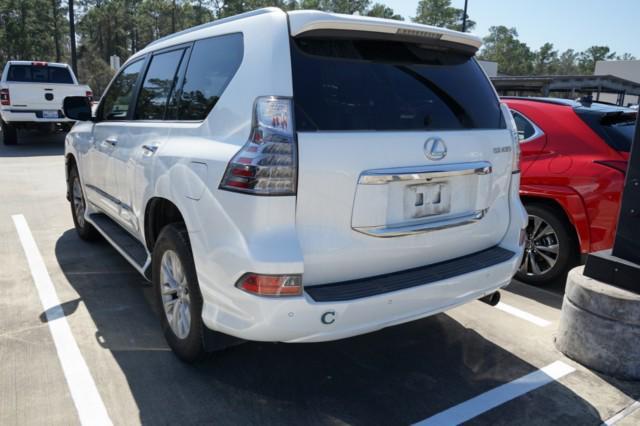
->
xmin=100 ymin=60 xmax=144 ymax=121
xmin=135 ymin=49 xmax=185 ymax=120
xmin=176 ymin=33 xmax=243 ymax=120
xmin=291 ymin=38 xmax=504 ymax=131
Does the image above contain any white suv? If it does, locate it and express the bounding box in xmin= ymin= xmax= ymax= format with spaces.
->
xmin=63 ymin=8 xmax=526 ymax=362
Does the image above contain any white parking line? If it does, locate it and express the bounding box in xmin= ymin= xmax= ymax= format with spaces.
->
xmin=12 ymin=214 xmax=112 ymax=426
xmin=495 ymin=302 xmax=552 ymax=327
xmin=414 ymin=361 xmax=575 ymax=425
xmin=602 ymin=401 xmax=640 ymax=425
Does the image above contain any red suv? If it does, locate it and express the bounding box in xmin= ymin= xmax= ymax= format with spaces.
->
xmin=503 ymin=97 xmax=636 ymax=285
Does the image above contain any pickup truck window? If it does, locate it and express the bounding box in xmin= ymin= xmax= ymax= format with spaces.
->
xmin=7 ymin=65 xmax=73 ymax=84
xmin=100 ymin=60 xmax=144 ymax=121
xmin=135 ymin=48 xmax=186 ymax=120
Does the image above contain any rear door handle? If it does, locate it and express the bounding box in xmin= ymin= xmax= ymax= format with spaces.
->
xmin=104 ymin=138 xmax=118 ymax=147
xmin=142 ymin=144 xmax=158 ymax=155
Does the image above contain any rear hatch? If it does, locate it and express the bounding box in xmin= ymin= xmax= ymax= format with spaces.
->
xmin=4 ymin=63 xmax=84 ymax=114
xmin=289 ymin=25 xmax=516 ymax=285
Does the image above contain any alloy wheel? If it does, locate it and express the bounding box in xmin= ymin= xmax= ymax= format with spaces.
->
xmin=72 ymin=177 xmax=86 ymax=228
xmin=519 ymin=214 xmax=560 ymax=276
xmin=160 ymin=250 xmax=191 ymax=339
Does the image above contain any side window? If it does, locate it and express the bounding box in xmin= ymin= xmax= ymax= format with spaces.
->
xmin=135 ymin=48 xmax=185 ymax=120
xmin=177 ymin=33 xmax=243 ymax=121
xmin=511 ymin=110 xmax=536 ymax=142
xmin=100 ymin=60 xmax=144 ymax=121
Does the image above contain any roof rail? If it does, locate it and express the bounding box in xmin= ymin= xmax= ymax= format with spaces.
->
xmin=147 ymin=7 xmax=280 ymax=48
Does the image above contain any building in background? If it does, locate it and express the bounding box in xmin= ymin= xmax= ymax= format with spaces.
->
xmin=478 ymin=60 xmax=498 ymax=77
xmin=594 ymin=60 xmax=640 ymax=106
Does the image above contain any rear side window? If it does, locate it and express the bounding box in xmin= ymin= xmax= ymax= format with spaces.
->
xmin=576 ymin=108 xmax=637 ymax=152
xmin=7 ymin=65 xmax=73 ymax=84
xmin=176 ymin=33 xmax=243 ymax=120
xmin=511 ymin=110 xmax=536 ymax=141
xmin=135 ymin=48 xmax=186 ymax=120
xmin=291 ymin=38 xmax=504 ymax=131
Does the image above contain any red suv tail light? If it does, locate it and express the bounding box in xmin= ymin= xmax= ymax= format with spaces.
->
xmin=220 ymin=96 xmax=297 ymax=195
xmin=0 ymin=89 xmax=10 ymax=106
xmin=236 ymin=273 xmax=302 ymax=297
xmin=595 ymin=160 xmax=628 ymax=174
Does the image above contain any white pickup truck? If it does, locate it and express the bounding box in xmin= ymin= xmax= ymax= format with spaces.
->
xmin=0 ymin=61 xmax=92 ymax=145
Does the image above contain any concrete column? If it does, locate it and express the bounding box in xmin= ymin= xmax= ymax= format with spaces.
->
xmin=556 ymin=266 xmax=640 ymax=380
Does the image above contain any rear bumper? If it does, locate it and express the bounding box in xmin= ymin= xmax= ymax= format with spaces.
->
xmin=0 ymin=109 xmax=73 ymax=123
xmin=200 ymin=247 xmax=520 ymax=343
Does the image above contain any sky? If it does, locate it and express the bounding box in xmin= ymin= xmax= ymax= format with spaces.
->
xmin=386 ymin=0 xmax=640 ymax=57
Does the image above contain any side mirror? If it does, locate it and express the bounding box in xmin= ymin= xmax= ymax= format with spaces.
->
xmin=63 ymin=96 xmax=93 ymax=121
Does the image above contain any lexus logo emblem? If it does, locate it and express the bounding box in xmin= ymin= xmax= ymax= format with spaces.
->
xmin=424 ymin=137 xmax=447 ymax=161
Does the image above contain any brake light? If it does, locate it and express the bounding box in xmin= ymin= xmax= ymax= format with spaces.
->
xmin=220 ymin=97 xmax=297 ymax=195
xmin=236 ymin=273 xmax=302 ymax=297
xmin=0 ymin=89 xmax=9 ymax=106
xmin=31 ymin=61 xmax=48 ymax=67
xmin=595 ymin=160 xmax=628 ymax=174
xmin=501 ymin=103 xmax=521 ymax=173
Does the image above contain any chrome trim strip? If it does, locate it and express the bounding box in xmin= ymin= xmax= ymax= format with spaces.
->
xmin=358 ymin=161 xmax=492 ymax=185
xmin=353 ymin=209 xmax=488 ymax=238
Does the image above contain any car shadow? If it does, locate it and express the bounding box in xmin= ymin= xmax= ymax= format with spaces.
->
xmin=0 ymin=129 xmax=66 ymax=157
xmin=53 ymin=229 xmax=604 ymax=425
xmin=506 ymin=279 xmax=564 ymax=310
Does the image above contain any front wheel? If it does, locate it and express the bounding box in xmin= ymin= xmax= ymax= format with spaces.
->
xmin=153 ymin=223 xmax=208 ymax=363
xmin=69 ymin=166 xmax=99 ymax=241
xmin=515 ymin=203 xmax=578 ymax=286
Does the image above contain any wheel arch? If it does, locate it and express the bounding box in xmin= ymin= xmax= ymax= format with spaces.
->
xmin=520 ymin=186 xmax=590 ymax=253
xmin=144 ymin=197 xmax=187 ymax=252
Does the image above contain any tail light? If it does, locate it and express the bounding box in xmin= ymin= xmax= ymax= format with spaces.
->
xmin=220 ymin=96 xmax=296 ymax=195
xmin=85 ymin=91 xmax=93 ymax=102
xmin=595 ymin=160 xmax=628 ymax=174
xmin=0 ymin=88 xmax=10 ymax=106
xmin=501 ymin=103 xmax=521 ymax=173
xmin=236 ymin=273 xmax=302 ymax=297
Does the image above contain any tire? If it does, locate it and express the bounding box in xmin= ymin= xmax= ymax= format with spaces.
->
xmin=516 ymin=203 xmax=578 ymax=286
xmin=153 ymin=223 xmax=208 ymax=363
xmin=69 ymin=165 xmax=99 ymax=241
xmin=1 ymin=120 xmax=17 ymax=145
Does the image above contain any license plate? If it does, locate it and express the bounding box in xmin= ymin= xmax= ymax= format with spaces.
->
xmin=405 ymin=182 xmax=451 ymax=219
xmin=43 ymin=110 xmax=58 ymax=119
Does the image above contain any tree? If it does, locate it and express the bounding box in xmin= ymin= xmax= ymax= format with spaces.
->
xmin=413 ymin=0 xmax=475 ymax=32
xmin=478 ymin=26 xmax=533 ymax=75
xmin=556 ymin=49 xmax=580 ymax=75
xmin=578 ymin=45 xmax=616 ymax=74
xmin=366 ymin=3 xmax=401 ymax=20
xmin=533 ymin=42 xmax=558 ymax=75
xmin=617 ymin=53 xmax=637 ymax=61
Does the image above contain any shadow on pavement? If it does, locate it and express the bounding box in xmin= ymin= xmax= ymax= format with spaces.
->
xmin=0 ymin=129 xmax=66 ymax=157
xmin=53 ymin=229 xmax=602 ymax=425
xmin=506 ymin=280 xmax=564 ymax=310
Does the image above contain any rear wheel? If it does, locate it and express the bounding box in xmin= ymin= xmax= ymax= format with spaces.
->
xmin=516 ymin=203 xmax=578 ymax=286
xmin=69 ymin=166 xmax=99 ymax=241
xmin=1 ymin=120 xmax=17 ymax=145
xmin=153 ymin=223 xmax=208 ymax=363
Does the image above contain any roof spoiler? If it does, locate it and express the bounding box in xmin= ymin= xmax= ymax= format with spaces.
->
xmin=287 ymin=11 xmax=482 ymax=53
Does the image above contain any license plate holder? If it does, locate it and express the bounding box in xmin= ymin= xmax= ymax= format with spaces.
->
xmin=405 ymin=182 xmax=451 ymax=219
xmin=42 ymin=110 xmax=58 ymax=119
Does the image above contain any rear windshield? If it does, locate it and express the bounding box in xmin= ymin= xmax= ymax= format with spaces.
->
xmin=7 ymin=65 xmax=74 ymax=84
xmin=575 ymin=107 xmax=637 ymax=152
xmin=291 ymin=38 xmax=504 ymax=132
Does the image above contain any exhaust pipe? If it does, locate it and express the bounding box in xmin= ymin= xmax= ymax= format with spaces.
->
xmin=479 ymin=291 xmax=501 ymax=306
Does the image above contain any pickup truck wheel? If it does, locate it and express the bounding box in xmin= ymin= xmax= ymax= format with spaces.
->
xmin=69 ymin=166 xmax=99 ymax=241
xmin=1 ymin=120 xmax=17 ymax=145
xmin=153 ymin=223 xmax=208 ymax=363
xmin=515 ymin=204 xmax=577 ymax=286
